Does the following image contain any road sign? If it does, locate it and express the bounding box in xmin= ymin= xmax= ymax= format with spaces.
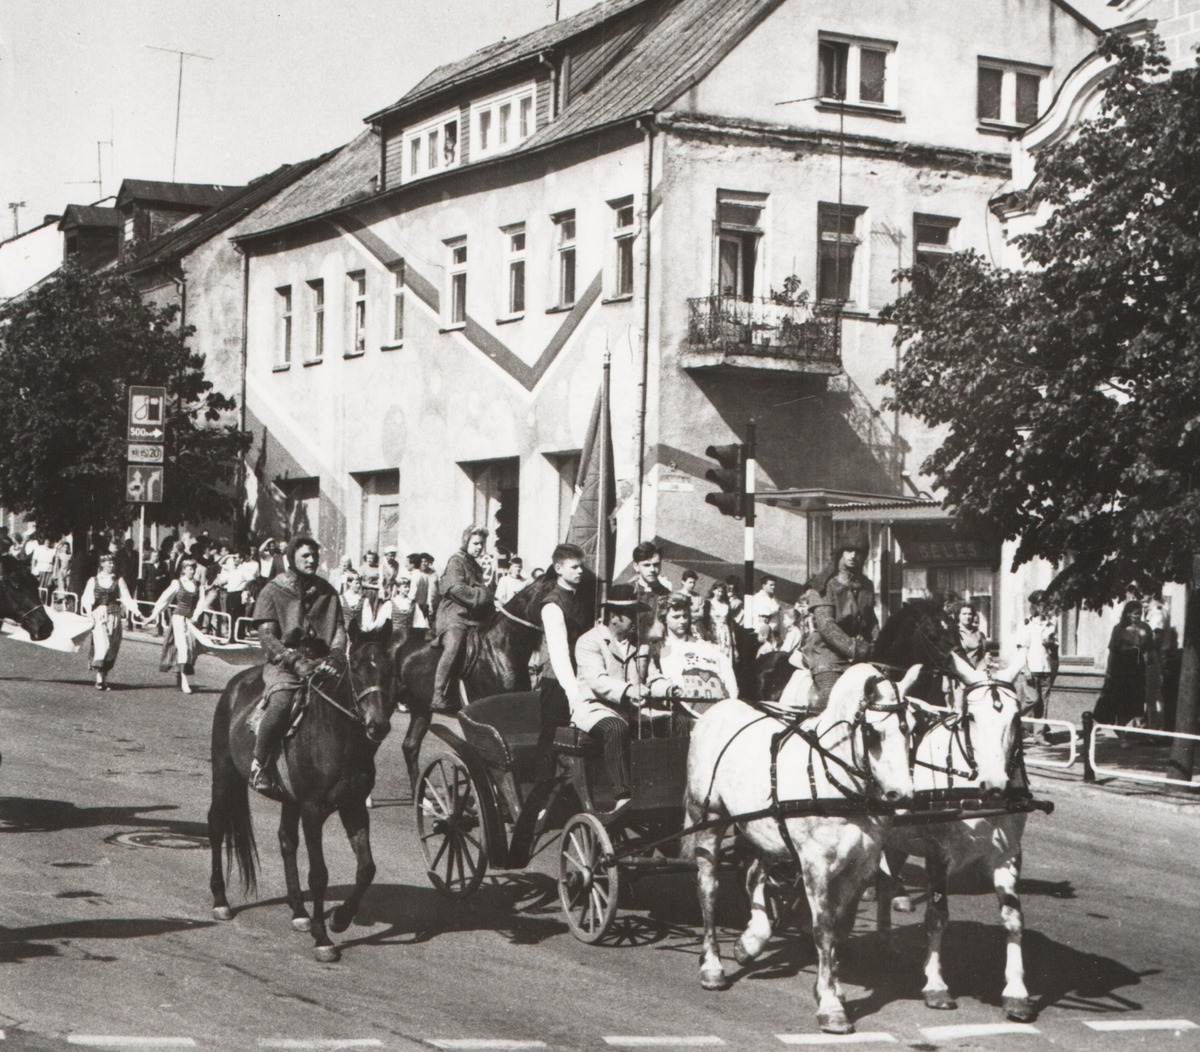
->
xmin=128 ymin=385 xmax=167 ymax=443
xmin=127 ymin=443 xmax=164 ymax=464
xmin=126 ymin=465 xmax=164 ymax=503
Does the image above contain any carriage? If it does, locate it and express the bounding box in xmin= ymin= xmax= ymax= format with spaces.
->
xmin=415 ymin=690 xmax=720 ymax=942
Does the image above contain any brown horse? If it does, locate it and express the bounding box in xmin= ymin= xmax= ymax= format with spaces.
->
xmin=394 ymin=572 xmax=556 ymax=791
xmin=0 ymin=554 xmax=54 ymax=642
xmin=207 ymin=629 xmax=395 ymax=961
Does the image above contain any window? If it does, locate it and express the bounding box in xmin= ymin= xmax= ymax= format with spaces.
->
xmin=611 ymin=198 xmax=636 ymax=298
xmin=347 ymin=271 xmax=366 ymax=355
xmin=470 ymin=83 xmax=536 ymax=160
xmin=817 ymin=203 xmax=864 ymax=304
xmin=554 ymin=211 xmax=576 ymax=307
xmin=402 ymin=109 xmax=461 ymax=181
xmin=464 ymin=457 xmax=520 ymax=555
xmin=818 ymin=35 xmax=896 ymax=108
xmin=504 ymin=225 xmax=526 ymax=316
xmin=123 ymin=215 xmax=135 ymax=243
xmin=276 ymin=286 xmax=292 ymax=366
xmin=715 ymin=190 xmax=767 ymax=300
xmin=446 ymin=238 xmax=468 ymax=327
xmin=912 ymin=214 xmax=959 ymax=296
xmin=307 ymin=280 xmax=324 ymax=361
xmin=977 ymin=60 xmax=1045 ymax=127
xmin=388 ymin=263 xmax=405 ymax=346
xmin=354 ymin=469 xmax=400 ymax=561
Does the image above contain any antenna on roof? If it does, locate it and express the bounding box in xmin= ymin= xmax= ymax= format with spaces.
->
xmin=146 ymin=45 xmax=213 ymax=181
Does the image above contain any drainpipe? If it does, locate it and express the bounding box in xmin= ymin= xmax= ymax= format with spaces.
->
xmin=538 ymin=52 xmax=558 ymax=119
xmin=635 ymin=116 xmax=656 ymax=544
xmin=237 ymin=245 xmax=250 ymax=545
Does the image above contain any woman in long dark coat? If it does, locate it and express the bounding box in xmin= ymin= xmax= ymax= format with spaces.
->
xmin=1095 ymin=600 xmax=1158 ymax=736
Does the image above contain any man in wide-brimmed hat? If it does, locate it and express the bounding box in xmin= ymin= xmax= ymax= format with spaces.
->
xmin=801 ymin=530 xmax=878 ymax=712
xmin=572 ymin=582 xmax=675 ymax=816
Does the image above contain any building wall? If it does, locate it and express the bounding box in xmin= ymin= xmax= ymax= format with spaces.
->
xmin=244 ymin=130 xmax=647 ymax=570
xmin=181 ymin=235 xmax=248 ymax=423
xmin=0 ymin=220 xmax=63 ymax=300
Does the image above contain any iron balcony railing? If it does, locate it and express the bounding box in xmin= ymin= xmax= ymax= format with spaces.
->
xmin=686 ymin=296 xmax=841 ymax=367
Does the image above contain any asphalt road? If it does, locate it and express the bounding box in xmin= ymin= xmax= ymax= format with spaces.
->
xmin=1 ymin=635 xmax=1198 ymax=1051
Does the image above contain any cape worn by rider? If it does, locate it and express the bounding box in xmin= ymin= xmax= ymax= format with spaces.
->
xmin=249 ymin=536 xmax=348 ymax=793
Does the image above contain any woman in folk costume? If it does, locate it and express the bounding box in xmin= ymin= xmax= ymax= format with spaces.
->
xmin=141 ymin=556 xmax=210 ymax=694
xmin=80 ymin=550 xmax=141 ymax=690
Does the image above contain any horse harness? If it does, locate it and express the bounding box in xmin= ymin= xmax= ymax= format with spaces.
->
xmin=303 ymin=659 xmax=384 ymax=732
xmin=910 ymin=679 xmax=1024 ymax=787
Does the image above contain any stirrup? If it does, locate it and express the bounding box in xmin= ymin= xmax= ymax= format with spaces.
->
xmin=250 ymin=758 xmax=280 ymax=795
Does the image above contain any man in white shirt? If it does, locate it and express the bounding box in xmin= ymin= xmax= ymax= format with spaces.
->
xmin=495 ymin=556 xmax=529 ymax=606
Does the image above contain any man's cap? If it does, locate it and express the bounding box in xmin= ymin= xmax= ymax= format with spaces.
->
xmin=836 ymin=530 xmax=870 ymax=555
xmin=604 ymin=582 xmax=650 ymax=613
xmin=383 ymin=546 xmax=398 ymax=554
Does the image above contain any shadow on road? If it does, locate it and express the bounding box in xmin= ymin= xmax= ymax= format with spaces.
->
xmin=0 ymin=796 xmax=207 ymax=837
xmin=0 ymin=916 xmax=216 ymax=964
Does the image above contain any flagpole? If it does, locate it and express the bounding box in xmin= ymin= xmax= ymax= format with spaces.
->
xmin=597 ymin=345 xmax=612 ymax=623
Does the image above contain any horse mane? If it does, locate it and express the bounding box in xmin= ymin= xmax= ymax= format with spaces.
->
xmin=818 ymin=663 xmax=879 ymax=731
xmin=497 ymin=570 xmax=559 ymax=627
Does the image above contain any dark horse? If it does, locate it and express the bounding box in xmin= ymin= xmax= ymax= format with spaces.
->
xmin=756 ymin=596 xmax=958 ymax=703
xmin=0 ymin=554 xmax=54 ymax=642
xmin=207 ymin=627 xmax=395 ymax=961
xmin=393 ymin=572 xmax=558 ymax=791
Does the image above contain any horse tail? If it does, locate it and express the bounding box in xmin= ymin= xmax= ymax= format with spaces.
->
xmin=210 ymin=688 xmax=259 ymax=897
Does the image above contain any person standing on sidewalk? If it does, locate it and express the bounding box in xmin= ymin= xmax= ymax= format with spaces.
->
xmin=1016 ymin=590 xmax=1059 ymax=743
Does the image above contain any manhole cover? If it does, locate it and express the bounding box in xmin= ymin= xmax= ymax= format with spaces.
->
xmin=107 ymin=830 xmax=209 ymax=850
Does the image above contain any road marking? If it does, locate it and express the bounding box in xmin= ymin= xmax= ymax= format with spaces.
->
xmin=1083 ymin=1020 xmax=1198 ymax=1032
xmin=604 ymin=1041 xmax=726 ymax=1048
xmin=776 ymin=1035 xmax=898 ymax=1045
xmin=426 ymin=1043 xmax=548 ymax=1051
xmin=919 ymin=1024 xmax=1040 ymax=1040
xmin=67 ymin=1040 xmax=197 ymax=1049
xmin=258 ymin=1043 xmax=385 ymax=1050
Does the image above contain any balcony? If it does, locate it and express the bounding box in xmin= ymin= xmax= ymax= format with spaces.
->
xmin=684 ymin=296 xmax=841 ymax=374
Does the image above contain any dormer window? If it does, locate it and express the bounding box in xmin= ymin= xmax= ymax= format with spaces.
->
xmin=403 ymin=109 xmax=461 ymax=182
xmin=471 ymin=82 xmax=536 ymax=161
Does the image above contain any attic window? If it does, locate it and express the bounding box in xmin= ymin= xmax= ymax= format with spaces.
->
xmin=402 ymin=108 xmax=461 ymax=182
xmin=471 ymin=82 xmax=537 ymax=161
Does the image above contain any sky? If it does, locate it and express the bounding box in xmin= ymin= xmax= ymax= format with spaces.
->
xmin=0 ymin=0 xmax=595 ymax=239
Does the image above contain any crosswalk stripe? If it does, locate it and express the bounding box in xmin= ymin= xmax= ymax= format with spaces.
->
xmin=258 ymin=1042 xmax=385 ymax=1049
xmin=66 ymin=1040 xmax=197 ymax=1049
xmin=426 ymin=1043 xmax=548 ymax=1050
xmin=604 ymin=1040 xmax=726 ymax=1047
xmin=919 ymin=1023 xmax=1039 ymax=1040
xmin=1083 ymin=1020 xmax=1198 ymax=1032
xmin=776 ymin=1035 xmax=897 ymax=1045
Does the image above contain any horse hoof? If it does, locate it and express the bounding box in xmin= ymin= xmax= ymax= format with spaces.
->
xmin=817 ymin=1010 xmax=854 ymax=1035
xmin=893 ymin=895 xmax=915 ymax=913
xmin=700 ymin=968 xmax=729 ymax=991
xmin=291 ymin=916 xmax=312 ymax=933
xmin=327 ymin=907 xmax=351 ymax=935
xmin=733 ymin=937 xmax=759 ymax=966
xmin=313 ymin=944 xmax=340 ymax=963
xmin=860 ymin=884 xmax=877 ymax=902
xmin=924 ymin=989 xmax=958 ymax=1011
xmin=212 ymin=906 xmax=234 ymax=921
xmin=1003 ymin=997 xmax=1037 ymax=1022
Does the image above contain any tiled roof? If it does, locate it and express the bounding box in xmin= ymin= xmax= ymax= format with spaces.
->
xmin=123 ymin=153 xmax=337 ymax=271
xmin=58 ymin=204 xmax=121 ymax=230
xmin=116 ymin=180 xmax=242 ymax=210
xmin=366 ymin=0 xmax=656 ymax=122
xmin=525 ymin=0 xmax=785 ymax=149
xmin=233 ymin=131 xmax=378 ymax=240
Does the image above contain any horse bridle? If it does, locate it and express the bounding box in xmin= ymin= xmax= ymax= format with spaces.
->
xmin=912 ymin=679 xmax=1021 ymax=784
xmin=305 ymin=655 xmax=385 ymax=730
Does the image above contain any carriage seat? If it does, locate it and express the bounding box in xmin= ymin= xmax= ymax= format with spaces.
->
xmin=552 ymin=725 xmax=599 ymax=756
xmin=458 ymin=691 xmax=542 ymax=771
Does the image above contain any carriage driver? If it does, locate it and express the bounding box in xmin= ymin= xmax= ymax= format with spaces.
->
xmin=800 ymin=531 xmax=879 ymax=713
xmin=573 ymin=583 xmax=678 ymax=817
xmin=249 ymin=535 xmax=348 ymax=793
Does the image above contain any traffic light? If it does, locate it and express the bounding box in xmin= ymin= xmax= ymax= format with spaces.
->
xmin=704 ymin=442 xmax=746 ymax=518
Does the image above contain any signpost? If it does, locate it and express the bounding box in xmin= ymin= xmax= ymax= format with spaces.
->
xmin=126 ymin=386 xmax=166 ymax=583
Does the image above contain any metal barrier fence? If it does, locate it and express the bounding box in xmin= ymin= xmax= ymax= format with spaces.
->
xmin=234 ymin=617 xmax=259 ymax=643
xmin=1083 ymin=710 xmax=1200 ymax=789
xmin=1021 ymin=717 xmax=1078 ymax=770
xmin=42 ymin=588 xmax=80 ymax=614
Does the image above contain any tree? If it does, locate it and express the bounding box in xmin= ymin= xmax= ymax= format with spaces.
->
xmin=0 ymin=260 xmax=251 ymax=592
xmin=880 ymin=34 xmax=1200 ymax=776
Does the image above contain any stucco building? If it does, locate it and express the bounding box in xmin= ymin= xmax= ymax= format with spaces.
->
xmin=234 ymin=0 xmax=1099 ymax=646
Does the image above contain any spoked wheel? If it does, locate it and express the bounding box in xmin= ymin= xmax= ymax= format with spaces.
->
xmin=559 ymin=812 xmax=620 ymax=943
xmin=416 ymin=755 xmax=488 ymax=898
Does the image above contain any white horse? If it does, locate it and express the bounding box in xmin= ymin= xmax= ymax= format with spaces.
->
xmin=876 ymin=653 xmax=1035 ymax=1021
xmin=685 ymin=662 xmax=919 ymax=1035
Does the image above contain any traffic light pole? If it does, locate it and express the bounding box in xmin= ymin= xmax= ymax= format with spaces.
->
xmin=743 ymin=420 xmax=756 ymax=622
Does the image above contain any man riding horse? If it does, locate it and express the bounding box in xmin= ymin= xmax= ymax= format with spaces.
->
xmin=249 ymin=535 xmax=348 ymax=794
xmin=431 ymin=525 xmax=495 ymax=714
xmin=801 ymin=531 xmax=879 ymax=712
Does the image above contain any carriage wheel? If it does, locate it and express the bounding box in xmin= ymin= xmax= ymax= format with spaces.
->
xmin=558 ymin=812 xmax=620 ymax=944
xmin=416 ymin=755 xmax=488 ymax=899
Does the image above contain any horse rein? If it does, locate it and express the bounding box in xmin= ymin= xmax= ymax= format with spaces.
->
xmin=911 ymin=679 xmax=1020 ymax=785
xmin=304 ymin=659 xmax=384 ymax=729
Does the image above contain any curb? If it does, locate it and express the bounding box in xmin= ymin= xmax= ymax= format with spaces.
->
xmin=1028 ymin=767 xmax=1200 ymax=814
